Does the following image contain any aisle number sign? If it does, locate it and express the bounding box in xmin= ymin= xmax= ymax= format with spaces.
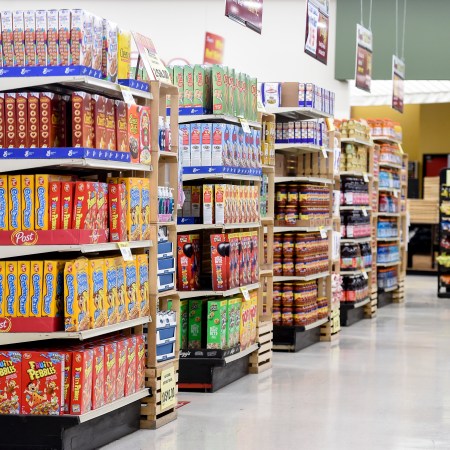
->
xmin=392 ymin=55 xmax=405 ymax=114
xmin=161 ymin=366 xmax=176 ymax=410
xmin=355 ymin=24 xmax=373 ymax=92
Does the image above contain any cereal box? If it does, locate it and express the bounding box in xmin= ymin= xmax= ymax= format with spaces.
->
xmin=92 ymin=94 xmax=106 ymax=149
xmin=91 ymin=345 xmax=105 ymax=409
xmin=180 ymin=300 xmax=188 ymax=349
xmin=104 ymin=258 xmax=118 ymax=325
xmin=188 ymin=299 xmax=203 ymax=349
xmin=39 ymin=92 xmax=60 ymax=148
xmin=2 ymin=11 xmax=15 ymax=67
xmin=214 ymin=184 xmax=226 ymax=225
xmin=0 ymin=351 xmax=21 ymax=415
xmin=102 ymin=19 xmax=118 ymax=81
xmin=239 ymin=299 xmax=250 ymax=350
xmin=210 ymin=234 xmax=230 ymax=291
xmin=61 ymin=351 xmax=72 ymax=414
xmin=138 ymin=105 xmax=151 ymax=164
xmin=212 ymin=65 xmax=225 ymax=114
xmin=0 ymin=176 xmax=8 ymax=231
xmin=183 ymin=65 xmax=194 ymax=108
xmin=72 ymin=181 xmax=97 ymax=230
xmin=119 ymin=177 xmax=141 ymax=241
xmin=249 ymin=292 xmax=257 ymax=345
xmin=226 ymin=298 xmax=235 ymax=347
xmin=29 ymin=261 xmax=43 ymax=317
xmin=136 ymin=254 xmax=149 ymax=317
xmin=179 ymin=123 xmax=191 ymax=167
xmin=212 ymin=123 xmax=226 ymax=167
xmin=12 ymin=10 xmax=25 ymax=67
xmin=57 ymin=9 xmax=70 ymax=66
xmin=8 ymin=175 xmax=21 ymax=231
xmin=116 ymin=338 xmax=127 ymax=399
xmin=135 ymin=334 xmax=145 ymax=391
xmin=48 ymin=181 xmax=61 ymax=230
xmin=125 ymin=257 xmax=139 ymax=320
xmin=104 ymin=98 xmax=116 ymax=151
xmin=229 ymin=233 xmax=240 ymax=289
xmin=61 ymin=181 xmax=75 ymax=230
xmin=117 ymin=28 xmax=131 ymax=79
xmin=205 ymin=66 xmax=213 ymax=111
xmin=115 ymin=257 xmax=127 ymax=323
xmin=202 ymin=184 xmax=214 ymax=224
xmin=201 ymin=123 xmax=212 ymax=166
xmin=35 ymin=10 xmax=47 ymax=66
xmin=173 ymin=65 xmax=184 ymax=107
xmin=92 ymin=15 xmax=103 ymax=71
xmin=88 ymin=259 xmax=107 ymax=329
xmin=64 ymin=258 xmax=90 ymax=331
xmin=193 ymin=65 xmax=207 ymax=109
xmin=5 ymin=93 xmax=17 ymax=148
xmin=141 ymin=178 xmax=150 ymax=240
xmin=177 ymin=234 xmax=201 ymax=291
xmin=124 ymin=336 xmax=137 ymax=396
xmin=96 ymin=182 xmax=108 ymax=230
xmin=17 ymin=261 xmax=30 ymax=317
xmin=0 ymin=262 xmax=6 ymax=316
xmin=115 ymin=100 xmax=128 ymax=152
xmin=42 ymin=260 xmax=58 ymax=318
xmin=27 ymin=92 xmax=40 ymax=147
xmin=190 ymin=122 xmax=201 ymax=166
xmin=21 ymin=351 xmax=64 ymax=415
xmin=0 ymin=94 xmax=6 ymax=148
xmin=46 ymin=9 xmax=59 ymax=66
xmin=108 ymin=183 xmax=127 ymax=242
xmin=16 ymin=92 xmax=28 ymax=148
xmin=70 ymin=348 xmax=94 ymax=415
xmin=191 ymin=185 xmax=201 ymax=218
xmin=206 ymin=299 xmax=228 ymax=350
xmin=72 ymin=91 xmax=93 ymax=148
xmin=104 ymin=341 xmax=118 ymax=404
xmin=127 ymin=104 xmax=140 ymax=163
xmin=5 ymin=261 xmax=17 ymax=317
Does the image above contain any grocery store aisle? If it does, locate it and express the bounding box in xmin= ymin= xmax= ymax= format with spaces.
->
xmin=102 ymin=276 xmax=450 ymax=450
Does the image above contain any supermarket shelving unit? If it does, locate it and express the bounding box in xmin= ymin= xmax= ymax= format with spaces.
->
xmin=0 ymin=75 xmax=177 ymax=446
xmin=437 ymin=168 xmax=450 ymax=298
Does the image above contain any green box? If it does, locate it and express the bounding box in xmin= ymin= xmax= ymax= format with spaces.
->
xmin=188 ymin=299 xmax=203 ymax=349
xmin=249 ymin=77 xmax=257 ymax=121
xmin=206 ymin=299 xmax=228 ymax=349
xmin=212 ymin=65 xmax=225 ymax=115
xmin=205 ymin=65 xmax=212 ymax=111
xmin=228 ymin=68 xmax=235 ymax=117
xmin=166 ymin=66 xmax=173 ymax=108
xmin=180 ymin=300 xmax=189 ymax=350
xmin=183 ymin=65 xmax=194 ymax=107
xmin=173 ymin=65 xmax=184 ymax=108
xmin=193 ymin=64 xmax=207 ymax=108
xmin=223 ymin=66 xmax=229 ymax=115
xmin=234 ymin=298 xmax=242 ymax=346
xmin=226 ymin=298 xmax=236 ymax=347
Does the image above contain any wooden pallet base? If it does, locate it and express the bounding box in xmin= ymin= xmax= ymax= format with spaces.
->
xmin=249 ymin=321 xmax=273 ymax=374
xmin=140 ymin=409 xmax=178 ymax=430
xmin=365 ymin=293 xmax=377 ymax=318
xmin=320 ymin=316 xmax=340 ymax=341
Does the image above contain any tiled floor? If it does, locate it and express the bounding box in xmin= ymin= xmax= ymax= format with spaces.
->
xmin=102 ymin=275 xmax=450 ymax=450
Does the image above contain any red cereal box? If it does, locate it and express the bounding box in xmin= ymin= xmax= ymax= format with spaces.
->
xmin=61 ymin=351 xmax=72 ymax=414
xmin=114 ymin=100 xmax=128 ymax=152
xmin=177 ymin=234 xmax=201 ymax=291
xmin=91 ymin=345 xmax=105 ymax=410
xmin=35 ymin=10 xmax=47 ymax=67
xmin=124 ymin=336 xmax=137 ymax=397
xmin=116 ymin=338 xmax=127 ymax=399
xmin=49 ymin=181 xmax=61 ymax=230
xmin=72 ymin=181 xmax=97 ymax=230
xmin=105 ymin=98 xmax=116 ymax=151
xmin=5 ymin=93 xmax=17 ymax=148
xmin=39 ymin=93 xmax=60 ymax=148
xmin=61 ymin=181 xmax=75 ymax=230
xmin=92 ymin=94 xmax=106 ymax=149
xmin=0 ymin=351 xmax=21 ymax=415
xmin=96 ymin=182 xmax=108 ymax=230
xmin=0 ymin=94 xmax=5 ymax=148
xmin=210 ymin=234 xmax=230 ymax=291
xmin=70 ymin=348 xmax=94 ymax=415
xmin=27 ymin=92 xmax=40 ymax=147
xmin=104 ymin=342 xmax=118 ymax=404
xmin=135 ymin=335 xmax=145 ymax=392
xmin=21 ymin=351 xmax=64 ymax=416
xmin=228 ymin=233 xmax=240 ymax=289
xmin=108 ymin=183 xmax=127 ymax=242
xmin=72 ymin=91 xmax=93 ymax=148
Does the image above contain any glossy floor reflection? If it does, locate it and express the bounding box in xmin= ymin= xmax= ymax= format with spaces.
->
xmin=102 ymin=275 xmax=450 ymax=450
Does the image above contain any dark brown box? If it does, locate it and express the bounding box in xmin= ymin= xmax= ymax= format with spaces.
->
xmin=39 ymin=92 xmax=60 ymax=148
xmin=114 ymin=100 xmax=128 ymax=152
xmin=59 ymin=95 xmax=70 ymax=147
xmin=0 ymin=94 xmax=6 ymax=148
xmin=72 ymin=91 xmax=93 ymax=148
xmin=27 ymin=93 xmax=40 ymax=148
xmin=92 ymin=94 xmax=106 ymax=149
xmin=105 ymin=98 xmax=116 ymax=151
xmin=16 ymin=93 xmax=28 ymax=148
xmin=5 ymin=93 xmax=17 ymax=148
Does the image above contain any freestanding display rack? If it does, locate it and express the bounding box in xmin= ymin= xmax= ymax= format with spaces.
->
xmin=437 ymin=167 xmax=450 ymax=298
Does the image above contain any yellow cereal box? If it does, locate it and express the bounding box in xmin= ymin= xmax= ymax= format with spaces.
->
xmin=115 ymin=257 xmax=127 ymax=323
xmin=141 ymin=178 xmax=150 ymax=240
xmin=56 ymin=261 xmax=66 ymax=317
xmin=117 ymin=28 xmax=131 ymax=79
xmin=29 ymin=261 xmax=43 ymax=317
xmin=88 ymin=259 xmax=107 ymax=329
xmin=136 ymin=254 xmax=149 ymax=317
xmin=249 ymin=291 xmax=258 ymax=345
xmin=5 ymin=261 xmax=17 ymax=317
xmin=119 ymin=177 xmax=142 ymax=241
xmin=35 ymin=174 xmax=49 ymax=230
xmin=104 ymin=258 xmax=118 ymax=325
xmin=42 ymin=261 xmax=59 ymax=318
xmin=0 ymin=262 xmax=5 ymax=316
xmin=125 ymin=257 xmax=139 ymax=320
xmin=0 ymin=175 xmax=8 ymax=230
xmin=8 ymin=175 xmax=21 ymax=231
xmin=17 ymin=261 xmax=30 ymax=317
xmin=20 ymin=175 xmax=35 ymax=230
xmin=64 ymin=258 xmax=90 ymax=331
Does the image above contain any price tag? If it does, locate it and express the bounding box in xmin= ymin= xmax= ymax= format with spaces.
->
xmin=117 ymin=242 xmax=133 ymax=261
xmin=160 ymin=366 xmax=176 ymax=410
xmin=321 ymin=147 xmax=328 ymax=158
xmin=257 ymin=98 xmax=266 ymax=112
xmin=363 ymin=172 xmax=369 ymax=182
xmin=362 ymin=207 xmax=368 ymax=217
xmin=398 ymin=144 xmax=404 ymax=154
xmin=240 ymin=286 xmax=251 ymax=301
xmin=240 ymin=118 xmax=251 ymax=134
xmin=362 ymin=270 xmax=369 ymax=280
xmin=319 ymin=226 xmax=327 ymax=239
xmin=393 ymin=190 xmax=399 ymax=198
xmin=120 ymin=85 xmax=136 ymax=105
xmin=325 ymin=117 xmax=335 ymax=132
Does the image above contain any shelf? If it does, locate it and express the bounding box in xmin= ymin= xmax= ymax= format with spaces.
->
xmin=379 ymin=187 xmax=401 ymax=194
xmin=177 ymin=222 xmax=261 ymax=232
xmin=376 ymin=261 xmax=400 ymax=267
xmin=373 ymin=136 xmax=402 ymax=144
xmin=259 ymin=268 xmax=273 ymax=277
xmin=275 ymin=176 xmax=333 ymax=184
xmin=340 ymin=171 xmax=372 ymax=178
xmin=178 ymin=283 xmax=260 ymax=299
xmin=261 ymin=217 xmax=274 ymax=225
xmin=157 ymin=289 xmax=178 ymax=298
xmin=158 ymin=151 xmax=178 ymax=160
xmin=274 ymin=143 xmax=330 ymax=153
xmin=224 ymin=343 xmax=259 ymax=364
xmin=377 ymin=237 xmax=400 ymax=242
xmin=273 ymin=272 xmax=329 ymax=282
xmin=274 ymin=226 xmax=331 ymax=233
xmin=340 ymin=298 xmax=370 ymax=309
xmin=274 ymin=317 xmax=328 ymax=333
xmin=1 ymin=239 xmax=152 ymax=259
xmin=340 ymin=237 xmax=372 ymax=244
xmin=378 ymin=212 xmax=400 ymax=217
xmin=341 ymin=137 xmax=374 ymax=146
xmin=379 ymin=284 xmax=399 ymax=293
xmin=0 ymin=316 xmax=150 ymax=345
xmin=182 ymin=172 xmax=261 ymax=182
xmin=1 ymin=157 xmax=152 ymax=174
xmin=262 ymin=164 xmax=275 ymax=173
xmin=341 ymin=268 xmax=372 ymax=276
xmin=340 ymin=206 xmax=371 ymax=211
xmin=265 ymin=106 xmax=332 ymax=120
xmin=379 ymin=162 xmax=403 ymax=170
xmin=178 ymin=114 xmax=261 ymax=129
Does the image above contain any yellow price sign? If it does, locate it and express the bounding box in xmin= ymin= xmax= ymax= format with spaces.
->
xmin=398 ymin=144 xmax=404 ymax=154
xmin=161 ymin=366 xmax=176 ymax=411
xmin=325 ymin=117 xmax=335 ymax=132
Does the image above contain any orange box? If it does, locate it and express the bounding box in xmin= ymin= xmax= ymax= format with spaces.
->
xmin=127 ymin=104 xmax=139 ymax=163
xmin=29 ymin=261 xmax=43 ymax=317
xmin=88 ymin=258 xmax=106 ymax=329
xmin=5 ymin=261 xmax=18 ymax=318
xmin=16 ymin=92 xmax=28 ymax=148
xmin=104 ymin=258 xmax=118 ymax=325
xmin=125 ymin=257 xmax=139 ymax=320
xmin=70 ymin=348 xmax=94 ymax=415
xmin=0 ymin=262 xmax=6 ymax=316
xmin=119 ymin=177 xmax=141 ymax=241
xmin=116 ymin=338 xmax=127 ymax=399
xmin=0 ymin=175 xmax=8 ymax=230
xmin=115 ymin=257 xmax=127 ymax=323
xmin=61 ymin=351 xmax=72 ymax=414
xmin=104 ymin=341 xmax=118 ymax=404
xmin=91 ymin=345 xmax=105 ymax=410
xmin=124 ymin=336 xmax=137 ymax=397
xmin=17 ymin=261 xmax=30 ymax=317
xmin=35 ymin=174 xmax=49 ymax=230
xmin=108 ymin=183 xmax=127 ymax=242
xmin=8 ymin=175 xmax=21 ymax=231
xmin=21 ymin=351 xmax=64 ymax=415
xmin=61 ymin=181 xmax=75 ymax=230
xmin=49 ymin=181 xmax=61 ymax=230
xmin=21 ymin=175 xmax=34 ymax=230
xmin=135 ymin=334 xmax=145 ymax=392
xmin=0 ymin=351 xmax=21 ymax=415
xmin=136 ymin=254 xmax=149 ymax=317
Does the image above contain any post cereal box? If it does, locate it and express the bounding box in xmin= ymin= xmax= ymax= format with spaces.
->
xmin=48 ymin=181 xmax=61 ymax=230
xmin=135 ymin=335 xmax=145 ymax=391
xmin=8 ymin=175 xmax=21 ymax=231
xmin=124 ymin=336 xmax=137 ymax=396
xmin=35 ymin=10 xmax=47 ymax=66
xmin=0 ymin=351 xmax=21 ymax=415
xmin=42 ymin=260 xmax=58 ymax=318
xmin=210 ymin=234 xmax=229 ymax=291
xmin=72 ymin=91 xmax=93 ymax=148
xmin=188 ymin=299 xmax=203 ymax=349
xmin=141 ymin=178 xmax=150 ymax=240
xmin=30 ymin=261 xmax=43 ymax=317
xmin=19 ymin=175 xmax=34 ymax=231
xmin=119 ymin=177 xmax=141 ymax=241
xmin=64 ymin=258 xmax=90 ymax=331
xmin=0 ymin=176 xmax=8 ymax=231
xmin=70 ymin=348 xmax=94 ymax=415
xmin=91 ymin=345 xmax=105 ymax=409
xmin=136 ymin=254 xmax=149 ymax=317
xmin=116 ymin=338 xmax=127 ymax=399
xmin=125 ymin=257 xmax=139 ymax=320
xmin=1 ymin=11 xmax=15 ymax=67
xmin=89 ymin=259 xmax=107 ymax=329
xmin=177 ymin=234 xmax=201 ymax=291
xmin=17 ymin=261 xmax=30 ymax=317
xmin=61 ymin=351 xmax=72 ymax=414
xmin=72 ymin=181 xmax=97 ymax=230
xmin=108 ymin=183 xmax=127 ymax=242
xmin=115 ymin=100 xmax=128 ymax=152
xmin=104 ymin=258 xmax=118 ymax=325
xmin=61 ymin=181 xmax=75 ymax=230
xmin=104 ymin=342 xmax=118 ymax=404
xmin=115 ymin=257 xmax=127 ymax=323
xmin=21 ymin=351 xmax=64 ymax=415
xmin=58 ymin=9 xmax=70 ymax=66
xmin=96 ymin=182 xmax=109 ymax=230
xmin=206 ymin=299 xmax=228 ymax=350
xmin=0 ymin=262 xmax=6 ymax=317
xmin=5 ymin=261 xmax=17 ymax=317
xmin=35 ymin=174 xmax=49 ymax=230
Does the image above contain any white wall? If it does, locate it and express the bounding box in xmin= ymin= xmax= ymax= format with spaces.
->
xmin=2 ymin=0 xmax=350 ymax=117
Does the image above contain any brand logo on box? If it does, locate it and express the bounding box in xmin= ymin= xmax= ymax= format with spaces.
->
xmin=0 ymin=317 xmax=12 ymax=332
xmin=11 ymin=230 xmax=39 ymax=246
xmin=89 ymin=229 xmax=102 ymax=244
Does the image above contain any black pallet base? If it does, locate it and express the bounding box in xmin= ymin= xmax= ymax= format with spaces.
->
xmin=377 ymin=291 xmax=393 ymax=308
xmin=340 ymin=304 xmax=365 ymax=327
xmin=406 ymin=269 xmax=436 ymax=276
xmin=178 ymin=354 xmax=249 ymax=393
xmin=0 ymin=401 xmax=141 ymax=450
xmin=272 ymin=325 xmax=321 ymax=352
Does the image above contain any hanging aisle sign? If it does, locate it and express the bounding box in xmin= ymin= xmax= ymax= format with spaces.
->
xmin=203 ymin=32 xmax=225 ymax=64
xmin=392 ymin=56 xmax=405 ymax=113
xmin=355 ymin=24 xmax=373 ymax=92
xmin=304 ymin=0 xmax=329 ymax=65
xmin=225 ymin=0 xmax=263 ymax=34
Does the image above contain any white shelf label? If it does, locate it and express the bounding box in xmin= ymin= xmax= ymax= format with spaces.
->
xmin=240 ymin=287 xmax=251 ymax=301
xmin=394 ymin=190 xmax=399 ymax=198
xmin=362 ymin=207 xmax=368 ymax=217
xmin=240 ymin=118 xmax=251 ymax=134
xmin=120 ymin=86 xmax=136 ymax=105
xmin=321 ymin=147 xmax=328 ymax=158
xmin=319 ymin=226 xmax=327 ymax=239
xmin=362 ymin=271 xmax=369 ymax=280
xmin=363 ymin=172 xmax=369 ymax=182
xmin=117 ymin=242 xmax=133 ymax=261
xmin=398 ymin=144 xmax=404 ymax=154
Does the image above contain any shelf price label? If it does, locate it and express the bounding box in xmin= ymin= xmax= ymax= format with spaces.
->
xmin=325 ymin=117 xmax=335 ymax=132
xmin=362 ymin=270 xmax=369 ymax=280
xmin=117 ymin=242 xmax=133 ymax=261
xmin=161 ymin=366 xmax=176 ymax=410
xmin=398 ymin=144 xmax=404 ymax=155
xmin=239 ymin=118 xmax=252 ymax=134
xmin=120 ymin=85 xmax=136 ymax=105
xmin=363 ymin=172 xmax=369 ymax=182
xmin=319 ymin=226 xmax=327 ymax=239
xmin=362 ymin=207 xmax=368 ymax=217
xmin=240 ymin=286 xmax=251 ymax=301
xmin=393 ymin=190 xmax=399 ymax=198
xmin=321 ymin=147 xmax=328 ymax=158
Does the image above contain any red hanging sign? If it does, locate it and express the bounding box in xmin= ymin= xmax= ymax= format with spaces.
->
xmin=203 ymin=32 xmax=225 ymax=64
